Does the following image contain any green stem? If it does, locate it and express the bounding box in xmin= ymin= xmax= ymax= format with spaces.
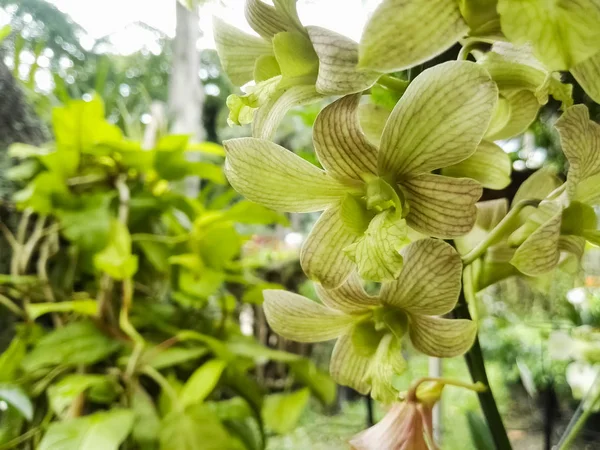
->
xmin=455 ymin=289 xmax=512 ymax=450
xmin=557 ymin=371 xmax=600 ymax=449
xmin=0 ymin=428 xmax=40 ymax=450
xmin=376 ymin=75 xmax=410 ymax=95
xmin=461 ymin=199 xmax=541 ymax=266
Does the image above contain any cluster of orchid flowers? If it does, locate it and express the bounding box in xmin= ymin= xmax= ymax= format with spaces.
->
xmin=214 ymin=0 xmax=600 ymax=447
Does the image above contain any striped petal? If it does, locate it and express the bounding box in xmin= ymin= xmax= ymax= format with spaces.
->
xmin=245 ymin=0 xmax=293 ymax=39
xmin=401 ymin=174 xmax=482 ymax=238
xmin=380 ymin=239 xmax=462 ymax=316
xmin=378 ymin=61 xmax=497 ymax=178
xmin=572 ymin=51 xmax=600 ymax=104
xmin=313 ymin=94 xmax=377 ymax=182
xmin=330 ymin=332 xmax=372 ymax=395
xmin=409 ymin=315 xmax=477 ymax=358
xmin=224 ymin=138 xmax=348 ymax=213
xmin=315 ymin=272 xmax=379 ymax=314
xmin=263 ymin=290 xmax=356 ymax=342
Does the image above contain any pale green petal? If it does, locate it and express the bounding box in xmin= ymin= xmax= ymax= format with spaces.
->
xmin=226 ymin=76 xmax=281 ymax=126
xmin=344 ymin=210 xmax=409 ymax=282
xmin=378 ymin=61 xmax=497 ymax=178
xmin=223 ymin=138 xmax=347 ymax=212
xmin=367 ymin=334 xmax=406 ymax=403
xmin=555 ymin=105 xmax=600 ymax=199
xmin=307 ymin=27 xmax=380 ymax=96
xmin=313 ymin=94 xmax=377 ymax=181
xmin=254 ymin=55 xmax=281 ymax=82
xmin=498 ymin=0 xmax=600 ymax=71
xmin=442 ymin=141 xmax=511 ymax=190
xmin=263 ymin=290 xmax=356 ymax=342
xmin=213 ymin=17 xmax=273 ymax=86
xmin=252 ymin=85 xmax=323 ymax=140
xmin=358 ymin=103 xmax=390 ymax=147
xmin=575 ymin=172 xmax=600 ymax=206
xmin=380 ymin=239 xmax=462 ymax=315
xmin=401 ymin=174 xmax=482 ymax=238
xmin=272 ymin=0 xmax=305 ymax=35
xmin=559 ymin=235 xmax=586 ymax=260
xmin=455 ymin=199 xmax=509 ymax=254
xmin=301 ymin=205 xmax=362 ymax=289
xmin=272 ymin=32 xmax=318 ymax=81
xmin=245 ymin=0 xmax=288 ymax=39
xmin=330 ymin=332 xmax=373 ymax=395
xmin=485 ymin=90 xmax=540 ymax=141
xmin=572 ymin=51 xmax=600 ymax=104
xmin=409 ymin=315 xmax=477 ymax=357
xmin=512 ymin=167 xmax=562 ymax=206
xmin=459 ymin=0 xmax=501 ymax=35
xmin=510 ymin=202 xmax=562 ymax=276
xmin=315 ymin=272 xmax=379 ymax=314
xmin=358 ymin=0 xmax=467 ymax=72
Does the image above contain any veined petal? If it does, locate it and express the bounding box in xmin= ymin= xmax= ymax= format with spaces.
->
xmin=512 ymin=167 xmax=562 ymax=206
xmin=455 ymin=198 xmax=509 ymax=255
xmin=301 ymin=205 xmax=362 ymax=289
xmin=380 ymin=239 xmax=462 ymax=315
xmin=224 ymin=138 xmax=347 ymax=212
xmin=330 ymin=332 xmax=373 ymax=394
xmin=344 ymin=210 xmax=409 ymax=282
xmin=575 ymin=172 xmax=600 ymax=206
xmin=252 ymin=85 xmax=324 ymax=140
xmin=315 ymin=272 xmax=379 ymax=314
xmin=498 ymin=0 xmax=600 ymax=71
xmin=313 ymin=94 xmax=377 ymax=182
xmin=213 ymin=17 xmax=273 ymax=86
xmin=510 ymin=202 xmax=562 ymax=276
xmin=409 ymin=315 xmax=477 ymax=358
xmin=307 ymin=27 xmax=380 ymax=96
xmin=263 ymin=290 xmax=357 ymax=342
xmin=378 ymin=61 xmax=497 ymax=178
xmin=559 ymin=235 xmax=586 ymax=260
xmin=555 ymin=105 xmax=600 ymax=199
xmin=349 ymin=402 xmax=418 ymax=450
xmin=358 ymin=103 xmax=390 ymax=147
xmin=401 ymin=174 xmax=482 ymax=238
xmin=367 ymin=334 xmax=406 ymax=404
xmin=245 ymin=0 xmax=289 ymax=39
xmin=272 ymin=0 xmax=305 ymax=35
xmin=485 ymin=90 xmax=540 ymax=141
xmin=572 ymin=52 xmax=600 ymax=104
xmin=358 ymin=0 xmax=467 ymax=73
xmin=442 ymin=140 xmax=511 ymax=190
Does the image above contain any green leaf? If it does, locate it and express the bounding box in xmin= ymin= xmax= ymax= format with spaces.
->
xmin=359 ymin=0 xmax=467 ymax=72
xmin=225 ymin=200 xmax=289 ymax=226
xmin=242 ymin=283 xmax=284 ymax=305
xmin=315 ymin=272 xmax=378 ymax=314
xmin=14 ymin=172 xmax=68 ymax=214
xmin=510 ymin=202 xmax=562 ymax=276
xmin=56 ymin=193 xmax=112 ymax=252
xmin=160 ymin=405 xmax=242 ymax=450
xmin=307 ymin=27 xmax=380 ymax=95
xmin=344 ymin=210 xmax=408 ymax=282
xmin=27 ymin=300 xmax=97 ymax=320
xmin=251 ymin=84 xmax=323 ymax=140
xmin=47 ymin=374 xmax=115 ymax=416
xmin=196 ymin=221 xmax=242 ymax=269
xmin=180 ymin=359 xmax=227 ymax=407
xmin=378 ymin=61 xmax=497 ymax=178
xmin=0 ymin=24 xmax=11 ymax=43
xmin=402 ymin=174 xmax=482 ymax=238
xmin=313 ymin=94 xmax=377 ymax=181
xmin=0 ymin=337 xmax=26 ymax=382
xmin=442 ymin=140 xmax=511 ymax=190
xmin=223 ymin=137 xmax=347 ymax=213
xmin=572 ymin=51 xmax=600 ymax=104
xmin=273 ymin=32 xmax=318 ymax=81
xmin=300 ymin=204 xmax=362 ymax=289
xmin=0 ymin=384 xmax=33 ymax=421
xmin=39 ymin=409 xmax=134 ymax=450
xmin=262 ymin=388 xmax=310 ymax=434
xmin=380 ymin=239 xmax=462 ymax=315
xmin=146 ymin=347 xmax=208 ymax=370
xmin=186 ymin=141 xmax=226 ymax=157
xmin=288 ymin=359 xmax=336 ymax=406
xmin=409 ymin=314 xmax=477 ymax=358
xmin=94 ymin=220 xmax=139 ymax=280
xmin=263 ymin=290 xmax=360 ymax=342
xmin=213 ymin=17 xmax=273 ymax=86
xmin=21 ymin=321 xmax=121 ymax=372
xmin=131 ymin=384 xmax=160 ymax=445
xmin=498 ymin=0 xmax=600 ymax=70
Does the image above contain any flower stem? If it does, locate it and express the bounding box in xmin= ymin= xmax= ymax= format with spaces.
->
xmin=455 ymin=289 xmax=512 ymax=450
xmin=461 ymin=199 xmax=541 ymax=266
xmin=376 ymin=75 xmax=410 ymax=95
xmin=557 ymin=370 xmax=600 ymax=450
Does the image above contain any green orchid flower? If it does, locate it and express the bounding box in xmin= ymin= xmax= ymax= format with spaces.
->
xmin=213 ymin=0 xmax=380 ymax=139
xmin=224 ymin=61 xmax=497 ymax=287
xmin=263 ymin=239 xmax=477 ymax=403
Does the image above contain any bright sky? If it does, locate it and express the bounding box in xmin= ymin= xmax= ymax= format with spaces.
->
xmin=47 ymin=0 xmax=382 ymax=54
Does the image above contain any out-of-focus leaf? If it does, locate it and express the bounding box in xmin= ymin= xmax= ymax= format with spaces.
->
xmin=132 ymin=384 xmax=160 ymax=446
xmin=262 ymin=388 xmax=310 ymax=434
xmin=225 ymin=200 xmax=289 ymax=226
xmin=146 ymin=347 xmax=208 ymax=370
xmin=0 ymin=384 xmax=33 ymax=421
xmin=39 ymin=409 xmax=134 ymax=450
xmin=242 ymin=283 xmax=284 ymax=305
xmin=27 ymin=300 xmax=97 ymax=320
xmin=94 ymin=220 xmax=139 ymax=280
xmin=0 ymin=337 xmax=26 ymax=382
xmin=47 ymin=374 xmax=116 ymax=416
xmin=187 ymin=142 xmax=225 ymax=156
xmin=180 ymin=359 xmax=227 ymax=407
xmin=21 ymin=321 xmax=121 ymax=372
xmin=288 ymin=359 xmax=336 ymax=406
